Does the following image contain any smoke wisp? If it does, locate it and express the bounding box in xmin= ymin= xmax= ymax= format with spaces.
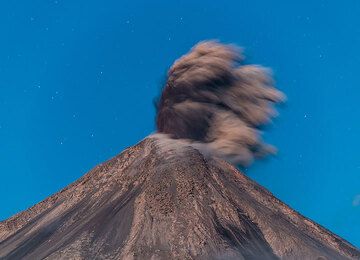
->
xmin=156 ymin=41 xmax=285 ymax=166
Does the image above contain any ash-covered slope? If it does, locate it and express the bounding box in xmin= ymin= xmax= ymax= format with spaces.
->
xmin=0 ymin=136 xmax=359 ymax=260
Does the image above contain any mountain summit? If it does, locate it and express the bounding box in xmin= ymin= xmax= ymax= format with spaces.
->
xmin=0 ymin=136 xmax=359 ymax=259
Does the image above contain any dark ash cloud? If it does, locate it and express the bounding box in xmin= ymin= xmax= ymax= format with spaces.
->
xmin=155 ymin=41 xmax=285 ymax=166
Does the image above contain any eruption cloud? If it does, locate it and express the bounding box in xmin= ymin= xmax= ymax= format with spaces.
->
xmin=155 ymin=41 xmax=285 ymax=166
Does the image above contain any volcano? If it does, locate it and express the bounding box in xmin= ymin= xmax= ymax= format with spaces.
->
xmin=0 ymin=136 xmax=359 ymax=259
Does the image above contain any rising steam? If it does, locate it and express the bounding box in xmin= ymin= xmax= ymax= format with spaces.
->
xmin=155 ymin=41 xmax=285 ymax=166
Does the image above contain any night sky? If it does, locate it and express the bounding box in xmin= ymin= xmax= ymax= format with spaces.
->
xmin=0 ymin=0 xmax=359 ymax=247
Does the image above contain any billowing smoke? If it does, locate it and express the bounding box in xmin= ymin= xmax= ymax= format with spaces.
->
xmin=155 ymin=41 xmax=285 ymax=166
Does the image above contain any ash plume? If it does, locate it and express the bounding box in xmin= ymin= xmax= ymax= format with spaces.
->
xmin=156 ymin=41 xmax=285 ymax=166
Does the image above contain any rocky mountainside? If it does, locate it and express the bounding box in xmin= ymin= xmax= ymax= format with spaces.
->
xmin=0 ymin=136 xmax=359 ymax=259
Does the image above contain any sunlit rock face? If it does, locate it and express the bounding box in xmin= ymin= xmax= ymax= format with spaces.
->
xmin=0 ymin=136 xmax=359 ymax=259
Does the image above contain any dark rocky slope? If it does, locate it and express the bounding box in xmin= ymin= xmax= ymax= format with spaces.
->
xmin=0 ymin=136 xmax=359 ymax=259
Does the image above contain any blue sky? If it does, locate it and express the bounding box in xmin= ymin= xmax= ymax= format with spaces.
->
xmin=0 ymin=0 xmax=359 ymax=247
